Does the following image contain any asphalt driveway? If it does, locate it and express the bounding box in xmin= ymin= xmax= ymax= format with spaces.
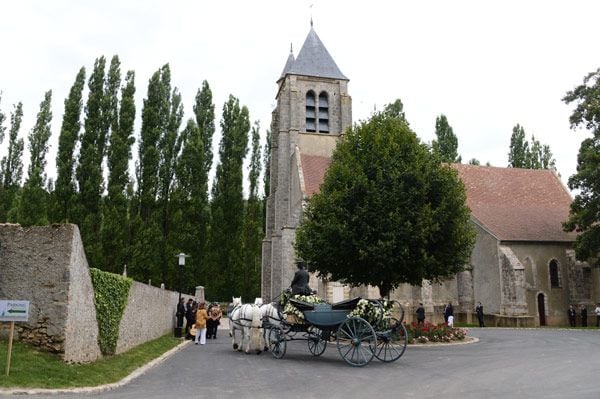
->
xmin=19 ymin=328 xmax=600 ymax=399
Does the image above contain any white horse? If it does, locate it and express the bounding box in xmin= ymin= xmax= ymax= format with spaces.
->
xmin=229 ymin=297 xmax=263 ymax=354
xmin=259 ymin=302 xmax=284 ymax=352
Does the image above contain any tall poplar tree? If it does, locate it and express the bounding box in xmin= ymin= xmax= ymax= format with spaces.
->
xmin=172 ymin=81 xmax=215 ymax=293
xmin=508 ymin=124 xmax=528 ymax=168
xmin=157 ymin=86 xmax=184 ymax=285
xmin=76 ymin=56 xmax=107 ymax=267
xmin=131 ymin=64 xmax=171 ymax=284
xmin=208 ymin=95 xmax=250 ymax=299
xmin=241 ymin=121 xmax=263 ymax=300
xmin=0 ymin=93 xmax=6 ymax=144
xmin=0 ymin=102 xmax=24 ymax=191
xmin=102 ymin=70 xmax=136 ymax=273
xmin=432 ymin=114 xmax=461 ymax=163
xmin=53 ymin=67 xmax=86 ymax=223
xmin=15 ymin=90 xmax=53 ymax=226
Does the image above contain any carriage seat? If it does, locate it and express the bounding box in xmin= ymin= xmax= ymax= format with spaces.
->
xmin=331 ymin=297 xmax=362 ymax=310
xmin=288 ymin=298 xmax=315 ymax=311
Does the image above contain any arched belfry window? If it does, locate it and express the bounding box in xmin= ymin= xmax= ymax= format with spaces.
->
xmin=318 ymin=91 xmax=329 ymax=133
xmin=549 ymin=259 xmax=560 ymax=288
xmin=306 ymin=91 xmax=316 ymax=132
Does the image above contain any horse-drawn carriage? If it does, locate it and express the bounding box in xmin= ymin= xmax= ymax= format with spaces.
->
xmin=263 ymin=294 xmax=408 ymax=367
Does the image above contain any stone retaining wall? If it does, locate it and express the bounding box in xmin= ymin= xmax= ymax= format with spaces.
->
xmin=0 ymin=223 xmax=192 ymax=362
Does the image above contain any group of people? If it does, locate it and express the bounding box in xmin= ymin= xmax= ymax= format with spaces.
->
xmin=176 ymin=298 xmax=222 ymax=345
xmin=568 ymin=303 xmax=600 ymax=327
xmin=414 ymin=301 xmax=485 ymax=327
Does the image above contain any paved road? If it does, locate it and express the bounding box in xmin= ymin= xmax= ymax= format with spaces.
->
xmin=27 ymin=328 xmax=600 ymax=399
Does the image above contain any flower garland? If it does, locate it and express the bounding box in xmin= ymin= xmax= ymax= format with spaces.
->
xmin=279 ymin=292 xmax=326 ymax=323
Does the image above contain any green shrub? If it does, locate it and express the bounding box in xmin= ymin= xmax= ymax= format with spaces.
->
xmin=89 ymin=268 xmax=132 ymax=355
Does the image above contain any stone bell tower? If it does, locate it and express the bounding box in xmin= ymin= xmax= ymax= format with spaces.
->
xmin=261 ymin=24 xmax=352 ymax=301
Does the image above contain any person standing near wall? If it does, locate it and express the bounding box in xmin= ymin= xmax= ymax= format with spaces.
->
xmin=195 ymin=302 xmax=209 ymax=345
xmin=415 ymin=303 xmax=425 ymax=324
xmin=444 ymin=302 xmax=454 ymax=325
xmin=568 ymin=305 xmax=577 ymax=327
xmin=475 ymin=301 xmax=485 ymax=327
xmin=184 ymin=298 xmax=195 ymax=338
xmin=176 ymin=298 xmax=185 ymax=330
xmin=580 ymin=305 xmax=588 ymax=327
xmin=595 ymin=303 xmax=600 ymax=327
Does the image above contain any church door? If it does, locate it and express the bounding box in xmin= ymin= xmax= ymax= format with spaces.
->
xmin=537 ymin=293 xmax=546 ymax=326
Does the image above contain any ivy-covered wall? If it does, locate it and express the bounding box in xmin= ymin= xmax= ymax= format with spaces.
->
xmin=89 ymin=268 xmax=132 ymax=355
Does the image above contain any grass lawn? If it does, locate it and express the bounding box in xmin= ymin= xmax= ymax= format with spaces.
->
xmin=0 ymin=335 xmax=182 ymax=389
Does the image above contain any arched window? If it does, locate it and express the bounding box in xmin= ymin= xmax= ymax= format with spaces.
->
xmin=318 ymin=91 xmax=329 ymax=133
xmin=306 ymin=91 xmax=316 ymax=132
xmin=549 ymin=259 xmax=560 ymax=288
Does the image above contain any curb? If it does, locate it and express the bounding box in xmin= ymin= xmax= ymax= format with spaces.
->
xmin=0 ymin=339 xmax=191 ymax=396
xmin=408 ymin=336 xmax=479 ymax=347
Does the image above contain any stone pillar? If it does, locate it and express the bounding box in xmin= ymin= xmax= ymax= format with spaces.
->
xmin=195 ymin=286 xmax=205 ymax=303
xmin=457 ymin=269 xmax=474 ymax=325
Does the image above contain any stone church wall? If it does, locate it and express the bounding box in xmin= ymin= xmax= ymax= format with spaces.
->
xmin=0 ymin=223 xmax=187 ymax=362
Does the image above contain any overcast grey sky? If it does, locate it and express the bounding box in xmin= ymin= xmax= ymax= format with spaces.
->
xmin=1 ymin=0 xmax=599 ymax=190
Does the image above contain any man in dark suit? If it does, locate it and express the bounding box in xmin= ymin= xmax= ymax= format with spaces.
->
xmin=290 ymin=260 xmax=313 ymax=295
xmin=475 ymin=301 xmax=485 ymax=327
xmin=568 ymin=305 xmax=577 ymax=327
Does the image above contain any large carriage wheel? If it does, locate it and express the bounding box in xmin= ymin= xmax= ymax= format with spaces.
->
xmin=386 ymin=300 xmax=405 ymax=323
xmin=307 ymin=327 xmax=327 ymax=356
xmin=268 ymin=326 xmax=287 ymax=359
xmin=374 ymin=317 xmax=407 ymax=362
xmin=336 ymin=316 xmax=376 ymax=367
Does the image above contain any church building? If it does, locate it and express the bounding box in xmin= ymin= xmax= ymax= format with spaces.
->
xmin=261 ymin=25 xmax=599 ymax=326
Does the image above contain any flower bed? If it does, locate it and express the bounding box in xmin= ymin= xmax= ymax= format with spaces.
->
xmin=405 ymin=321 xmax=468 ymax=344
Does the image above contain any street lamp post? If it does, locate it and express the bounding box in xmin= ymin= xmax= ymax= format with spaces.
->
xmin=174 ymin=253 xmax=190 ymax=338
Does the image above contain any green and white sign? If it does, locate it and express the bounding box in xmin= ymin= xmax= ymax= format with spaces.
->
xmin=0 ymin=300 xmax=29 ymax=322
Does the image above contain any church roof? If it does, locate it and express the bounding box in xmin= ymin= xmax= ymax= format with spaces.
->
xmin=279 ymin=48 xmax=295 ymax=80
xmin=299 ymin=158 xmax=575 ymax=243
xmin=282 ymin=27 xmax=348 ymax=81
xmin=452 ymin=164 xmax=575 ymax=242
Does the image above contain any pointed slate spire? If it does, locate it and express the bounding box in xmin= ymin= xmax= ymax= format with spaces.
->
xmin=287 ymin=27 xmax=348 ymax=80
xmin=279 ymin=43 xmax=296 ymax=80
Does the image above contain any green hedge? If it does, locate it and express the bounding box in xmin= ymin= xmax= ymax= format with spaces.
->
xmin=89 ymin=268 xmax=133 ymax=355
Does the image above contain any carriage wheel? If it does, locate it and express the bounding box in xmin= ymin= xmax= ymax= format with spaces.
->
xmin=386 ymin=300 xmax=405 ymax=324
xmin=374 ymin=317 xmax=407 ymax=362
xmin=336 ymin=316 xmax=376 ymax=367
xmin=268 ymin=326 xmax=287 ymax=359
xmin=307 ymin=327 xmax=327 ymax=356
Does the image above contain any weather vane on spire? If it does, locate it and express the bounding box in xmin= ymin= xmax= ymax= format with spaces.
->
xmin=310 ymin=3 xmax=314 ymax=27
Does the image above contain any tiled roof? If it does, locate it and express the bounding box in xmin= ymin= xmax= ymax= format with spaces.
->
xmin=299 ymin=157 xmax=575 ymax=243
xmin=284 ymin=27 xmax=348 ymax=81
xmin=279 ymin=49 xmax=295 ymax=80
xmin=452 ymin=164 xmax=575 ymax=242
xmin=300 ymin=154 xmax=331 ymax=197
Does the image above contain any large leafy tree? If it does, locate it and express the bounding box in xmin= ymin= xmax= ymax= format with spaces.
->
xmin=432 ymin=114 xmax=461 ymax=163
xmin=208 ymin=95 xmax=250 ymax=299
xmin=562 ymin=67 xmax=600 ymax=262
xmin=53 ymin=67 xmax=86 ymax=223
xmin=102 ymin=70 xmax=136 ymax=273
xmin=295 ymin=111 xmax=476 ymax=297
xmin=15 ymin=91 xmax=53 ymax=226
